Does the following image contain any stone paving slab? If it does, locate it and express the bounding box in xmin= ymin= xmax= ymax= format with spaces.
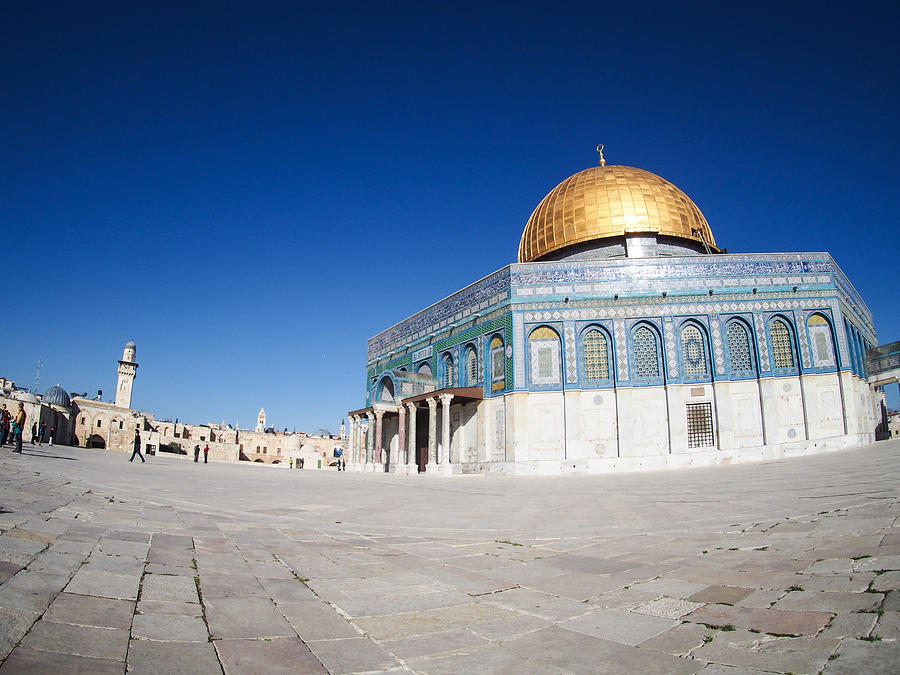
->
xmin=559 ymin=607 xmax=680 ymax=645
xmin=688 ymin=602 xmax=834 ymax=636
xmin=204 ymin=596 xmax=296 ymax=639
xmin=141 ymin=573 xmax=199 ymax=603
xmin=64 ymin=568 xmax=140 ymax=600
xmin=0 ymin=646 xmax=123 ymax=674
xmin=43 ymin=592 xmax=134 ymax=628
xmin=127 ymin=639 xmax=223 ymax=675
xmin=214 ymin=637 xmax=326 ymax=674
xmin=20 ymin=620 xmax=129 ymax=660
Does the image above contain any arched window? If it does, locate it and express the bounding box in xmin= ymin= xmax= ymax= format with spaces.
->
xmin=770 ymin=318 xmax=796 ymax=370
xmin=680 ymin=323 xmax=709 ymax=378
xmin=490 ymin=336 xmax=505 ymax=391
xmin=582 ymin=328 xmax=611 ymax=381
xmin=726 ymin=320 xmax=754 ymax=374
xmin=417 ymin=362 xmax=432 ymax=377
xmin=378 ymin=377 xmax=395 ymax=402
xmin=528 ymin=326 xmax=561 ymax=386
xmin=442 ymin=354 xmax=454 ymax=388
xmin=466 ymin=346 xmax=478 ymax=385
xmin=807 ymin=314 xmax=836 ymax=369
xmin=631 ymin=324 xmax=661 ymax=381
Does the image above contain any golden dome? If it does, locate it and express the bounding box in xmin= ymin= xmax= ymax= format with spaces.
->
xmin=518 ymin=165 xmax=719 ymax=262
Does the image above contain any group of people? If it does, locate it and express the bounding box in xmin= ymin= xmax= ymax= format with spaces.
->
xmin=192 ymin=444 xmax=209 ymax=463
xmin=289 ymin=457 xmax=305 ymax=469
xmin=0 ymin=403 xmax=28 ymax=453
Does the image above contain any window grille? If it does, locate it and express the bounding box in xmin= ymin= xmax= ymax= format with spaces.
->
xmin=727 ymin=321 xmax=753 ymax=372
xmin=632 ymin=326 xmax=660 ymax=379
xmin=770 ymin=320 xmax=795 ymax=369
xmin=583 ymin=329 xmax=610 ymax=380
xmin=686 ymin=402 xmax=714 ymax=448
xmin=467 ymin=348 xmax=478 ymax=384
xmin=681 ymin=325 xmax=708 ymax=376
xmin=442 ymin=356 xmax=454 ymax=388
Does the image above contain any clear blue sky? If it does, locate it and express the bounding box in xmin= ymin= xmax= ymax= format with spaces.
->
xmin=2 ymin=2 xmax=898 ymax=429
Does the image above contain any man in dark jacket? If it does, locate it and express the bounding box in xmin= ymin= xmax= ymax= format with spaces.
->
xmin=130 ymin=427 xmax=145 ymax=463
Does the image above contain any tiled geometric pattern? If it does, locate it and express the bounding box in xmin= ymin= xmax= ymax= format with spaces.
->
xmin=664 ymin=318 xmax=678 ymax=378
xmin=754 ymin=314 xmax=770 ymax=371
xmin=513 ymin=313 xmax=524 ymax=387
xmin=583 ymin=329 xmax=611 ymax=380
xmin=710 ymin=318 xmax=725 ymax=374
xmin=369 ymin=252 xmax=874 ymax=362
xmin=490 ymin=337 xmax=505 ymax=391
xmin=615 ymin=320 xmax=628 ymax=381
xmin=795 ymin=311 xmax=811 ymax=369
xmin=770 ymin=320 xmax=795 ymax=369
xmin=528 ymin=328 xmax=562 ymax=386
xmin=808 ymin=314 xmax=837 ymax=368
xmin=632 ymin=326 xmax=660 ymax=379
xmin=564 ymin=324 xmax=577 ymax=384
xmin=467 ymin=347 xmax=478 ymax=385
xmin=726 ymin=321 xmax=753 ymax=373
xmin=681 ymin=325 xmax=707 ymax=376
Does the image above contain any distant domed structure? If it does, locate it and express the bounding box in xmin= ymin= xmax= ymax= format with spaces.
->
xmin=43 ymin=385 xmax=71 ymax=408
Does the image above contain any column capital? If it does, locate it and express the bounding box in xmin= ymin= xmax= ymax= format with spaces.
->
xmin=374 ymin=409 xmax=385 ymax=420
xmin=366 ymin=411 xmax=375 ymax=422
xmin=406 ymin=401 xmax=418 ymax=412
xmin=426 ymin=397 xmax=438 ymax=409
xmin=439 ymin=393 xmax=455 ymax=405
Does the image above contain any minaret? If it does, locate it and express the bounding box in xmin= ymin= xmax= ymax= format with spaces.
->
xmin=115 ymin=341 xmax=139 ymax=409
xmin=256 ymin=407 xmax=266 ymax=432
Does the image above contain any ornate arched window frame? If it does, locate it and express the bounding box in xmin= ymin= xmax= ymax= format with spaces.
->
xmin=767 ymin=315 xmax=799 ymax=373
xmin=527 ymin=325 xmax=562 ymax=389
xmin=805 ymin=312 xmax=838 ymax=372
xmin=629 ymin=321 xmax=664 ymax=385
xmin=488 ymin=334 xmax=506 ymax=392
xmin=678 ymin=320 xmax=711 ymax=382
xmin=579 ymin=324 xmax=614 ymax=387
xmin=723 ymin=317 xmax=757 ymax=378
xmin=440 ymin=352 xmax=455 ymax=389
xmin=464 ymin=344 xmax=478 ymax=386
xmin=376 ymin=376 xmax=395 ymax=403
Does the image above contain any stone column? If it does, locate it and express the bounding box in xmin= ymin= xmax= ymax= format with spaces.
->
xmin=427 ymin=398 xmax=438 ymax=467
xmin=365 ymin=412 xmax=375 ymax=467
xmin=406 ymin=402 xmax=418 ymax=470
xmin=439 ymin=393 xmax=454 ymax=465
xmin=397 ymin=404 xmax=407 ymax=470
xmin=374 ymin=410 xmax=384 ymax=466
xmin=351 ymin=415 xmax=361 ymax=467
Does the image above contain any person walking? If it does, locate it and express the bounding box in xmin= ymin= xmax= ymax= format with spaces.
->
xmin=130 ymin=427 xmax=145 ymax=463
xmin=193 ymin=444 xmax=200 ymax=463
xmin=0 ymin=404 xmax=10 ymax=447
xmin=13 ymin=404 xmax=26 ymax=454
xmin=203 ymin=444 xmax=209 ymax=464
xmin=30 ymin=423 xmax=37 ymax=445
xmin=49 ymin=426 xmax=55 ymax=447
xmin=38 ymin=423 xmax=46 ymax=446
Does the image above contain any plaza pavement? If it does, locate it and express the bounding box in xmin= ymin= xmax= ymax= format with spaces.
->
xmin=0 ymin=440 xmax=898 ymax=674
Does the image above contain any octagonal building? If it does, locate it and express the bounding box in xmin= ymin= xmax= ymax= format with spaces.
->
xmin=347 ymin=157 xmax=881 ymax=475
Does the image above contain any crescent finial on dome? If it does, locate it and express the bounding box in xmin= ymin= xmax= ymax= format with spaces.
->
xmin=596 ymin=144 xmax=606 ymax=166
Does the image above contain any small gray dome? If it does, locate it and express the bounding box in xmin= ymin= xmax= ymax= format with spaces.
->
xmin=43 ymin=385 xmax=71 ymax=407
xmin=125 ymin=340 xmax=136 ymax=349
xmin=18 ymin=393 xmax=40 ymax=404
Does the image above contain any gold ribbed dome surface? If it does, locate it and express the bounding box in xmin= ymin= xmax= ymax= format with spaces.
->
xmin=518 ymin=165 xmax=718 ymax=262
